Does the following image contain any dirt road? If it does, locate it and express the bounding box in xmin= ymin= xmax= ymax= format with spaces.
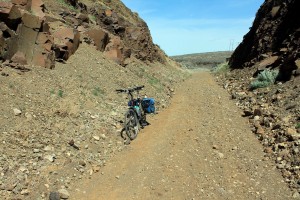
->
xmin=72 ymin=72 xmax=292 ymax=199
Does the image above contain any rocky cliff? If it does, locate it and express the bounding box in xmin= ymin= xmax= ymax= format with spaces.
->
xmin=0 ymin=0 xmax=166 ymax=69
xmin=229 ymin=0 xmax=300 ymax=80
xmin=221 ymin=0 xmax=300 ymax=194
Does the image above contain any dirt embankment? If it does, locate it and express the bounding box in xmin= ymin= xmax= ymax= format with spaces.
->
xmin=0 ymin=42 xmax=186 ymax=200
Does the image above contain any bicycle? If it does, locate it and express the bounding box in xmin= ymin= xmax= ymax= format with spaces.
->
xmin=116 ymin=85 xmax=148 ymax=141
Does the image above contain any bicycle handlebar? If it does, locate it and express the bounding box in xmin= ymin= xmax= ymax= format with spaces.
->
xmin=116 ymin=85 xmax=144 ymax=93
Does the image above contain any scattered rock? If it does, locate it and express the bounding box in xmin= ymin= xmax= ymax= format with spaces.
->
xmin=217 ymin=152 xmax=224 ymax=159
xmin=58 ymin=188 xmax=70 ymax=199
xmin=49 ymin=192 xmax=60 ymax=200
xmin=11 ymin=51 xmax=27 ymax=65
xmin=92 ymin=165 xmax=100 ymax=173
xmin=20 ymin=189 xmax=30 ymax=195
xmin=44 ymin=155 xmax=55 ymax=162
xmin=93 ymin=136 xmax=100 ymax=141
xmin=79 ymin=160 xmax=86 ymax=167
xmin=13 ymin=108 xmax=22 ymax=116
xmin=100 ymin=134 xmax=107 ymax=139
xmin=253 ymin=108 xmax=262 ymax=116
xmin=293 ymin=192 xmax=300 ymax=198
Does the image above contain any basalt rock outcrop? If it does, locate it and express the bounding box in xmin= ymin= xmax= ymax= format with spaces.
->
xmin=229 ymin=0 xmax=300 ymax=80
xmin=222 ymin=0 xmax=300 ymax=193
xmin=0 ymin=0 xmax=166 ymax=69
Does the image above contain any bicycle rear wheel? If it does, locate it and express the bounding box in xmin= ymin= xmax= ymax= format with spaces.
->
xmin=124 ymin=109 xmax=139 ymax=140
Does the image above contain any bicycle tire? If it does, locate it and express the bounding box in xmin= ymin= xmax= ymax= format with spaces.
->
xmin=124 ymin=109 xmax=139 ymax=140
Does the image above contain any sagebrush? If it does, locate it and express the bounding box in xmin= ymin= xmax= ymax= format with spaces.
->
xmin=213 ymin=62 xmax=230 ymax=73
xmin=250 ymin=69 xmax=279 ymax=90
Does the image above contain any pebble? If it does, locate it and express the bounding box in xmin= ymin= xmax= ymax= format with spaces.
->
xmin=254 ymin=116 xmax=260 ymax=121
xmin=79 ymin=160 xmax=86 ymax=167
xmin=13 ymin=108 xmax=22 ymax=116
xmin=25 ymin=112 xmax=32 ymax=120
xmin=100 ymin=134 xmax=107 ymax=139
xmin=58 ymin=188 xmax=70 ymax=199
xmin=93 ymin=136 xmax=100 ymax=141
xmin=218 ymin=152 xmax=224 ymax=159
xmin=44 ymin=155 xmax=55 ymax=162
xmin=20 ymin=189 xmax=30 ymax=195
xmin=33 ymin=149 xmax=40 ymax=153
xmin=293 ymin=192 xmax=300 ymax=198
xmin=49 ymin=192 xmax=60 ymax=200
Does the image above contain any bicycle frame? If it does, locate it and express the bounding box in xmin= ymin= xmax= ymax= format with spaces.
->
xmin=116 ymin=86 xmax=146 ymax=141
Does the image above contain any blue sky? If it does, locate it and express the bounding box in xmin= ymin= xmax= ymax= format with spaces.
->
xmin=121 ymin=0 xmax=264 ymax=56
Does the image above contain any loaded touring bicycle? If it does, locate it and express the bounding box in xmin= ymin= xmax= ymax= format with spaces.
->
xmin=116 ymin=86 xmax=155 ymax=141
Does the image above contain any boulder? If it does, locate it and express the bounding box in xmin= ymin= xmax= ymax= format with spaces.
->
xmin=8 ymin=5 xmax=24 ymax=20
xmin=104 ymin=36 xmax=124 ymax=65
xmin=11 ymin=51 xmax=27 ymax=65
xmin=52 ymin=27 xmax=80 ymax=60
xmin=31 ymin=51 xmax=55 ymax=69
xmin=0 ymin=2 xmax=13 ymax=16
xmin=22 ymin=12 xmax=42 ymax=29
xmin=271 ymin=6 xmax=280 ymax=18
xmin=257 ymin=56 xmax=279 ymax=71
xmin=85 ymin=29 xmax=109 ymax=51
xmin=27 ymin=0 xmax=45 ymax=18
xmin=5 ymin=9 xmax=55 ymax=69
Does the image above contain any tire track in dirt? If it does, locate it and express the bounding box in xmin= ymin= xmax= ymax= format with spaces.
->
xmin=71 ymin=72 xmax=292 ymax=199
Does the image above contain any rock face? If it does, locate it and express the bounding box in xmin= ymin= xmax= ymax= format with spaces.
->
xmin=0 ymin=0 xmax=166 ymax=68
xmin=229 ymin=0 xmax=300 ymax=80
xmin=215 ymin=66 xmax=300 ymax=194
xmin=219 ymin=0 xmax=300 ymax=193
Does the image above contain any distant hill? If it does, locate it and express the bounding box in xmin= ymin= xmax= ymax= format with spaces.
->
xmin=171 ymin=51 xmax=232 ymax=69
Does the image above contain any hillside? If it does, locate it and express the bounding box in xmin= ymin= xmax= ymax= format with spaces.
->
xmin=0 ymin=0 xmax=187 ymax=199
xmin=220 ymin=0 xmax=300 ymax=194
xmin=172 ymin=51 xmax=232 ymax=70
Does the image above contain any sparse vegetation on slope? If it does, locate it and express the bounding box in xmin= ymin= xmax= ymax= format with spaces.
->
xmin=250 ymin=69 xmax=279 ymax=90
xmin=223 ymin=0 xmax=300 ymax=193
xmin=172 ymin=51 xmax=232 ymax=70
xmin=213 ymin=62 xmax=230 ymax=74
xmin=0 ymin=41 xmax=186 ymax=199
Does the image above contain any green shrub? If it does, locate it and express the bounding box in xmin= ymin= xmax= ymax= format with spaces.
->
xmin=148 ymin=77 xmax=160 ymax=86
xmin=92 ymin=87 xmax=104 ymax=96
xmin=50 ymin=89 xmax=55 ymax=95
xmin=213 ymin=62 xmax=229 ymax=73
xmin=56 ymin=0 xmax=77 ymax=11
xmin=296 ymin=123 xmax=300 ymax=129
xmin=250 ymin=69 xmax=279 ymax=90
xmin=58 ymin=89 xmax=64 ymax=98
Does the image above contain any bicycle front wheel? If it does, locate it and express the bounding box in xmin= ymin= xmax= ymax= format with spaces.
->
xmin=124 ymin=109 xmax=139 ymax=140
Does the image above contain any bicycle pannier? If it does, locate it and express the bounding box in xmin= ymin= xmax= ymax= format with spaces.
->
xmin=142 ymin=98 xmax=155 ymax=113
